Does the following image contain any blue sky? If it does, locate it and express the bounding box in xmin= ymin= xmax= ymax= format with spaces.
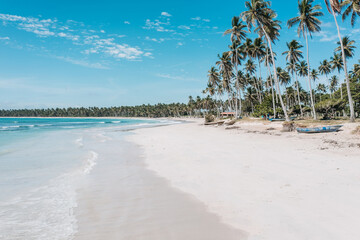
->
xmin=0 ymin=0 xmax=359 ymax=109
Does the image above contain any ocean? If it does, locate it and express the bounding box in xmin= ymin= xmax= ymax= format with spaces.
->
xmin=0 ymin=118 xmax=170 ymax=240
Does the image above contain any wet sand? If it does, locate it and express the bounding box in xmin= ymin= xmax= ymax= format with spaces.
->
xmin=74 ymin=130 xmax=246 ymax=240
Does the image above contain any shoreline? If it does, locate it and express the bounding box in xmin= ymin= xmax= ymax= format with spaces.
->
xmin=74 ymin=125 xmax=246 ymax=240
xmin=127 ymin=119 xmax=360 ymax=239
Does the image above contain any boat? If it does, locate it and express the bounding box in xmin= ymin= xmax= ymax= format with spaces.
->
xmin=269 ymin=118 xmax=285 ymax=122
xmin=269 ymin=117 xmax=296 ymax=122
xmin=296 ymin=125 xmax=343 ymax=133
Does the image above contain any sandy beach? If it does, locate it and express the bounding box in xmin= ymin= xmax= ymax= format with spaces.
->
xmin=122 ymin=119 xmax=360 ymax=240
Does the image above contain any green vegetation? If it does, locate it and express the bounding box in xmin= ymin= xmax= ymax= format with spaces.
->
xmin=202 ymin=0 xmax=360 ymax=122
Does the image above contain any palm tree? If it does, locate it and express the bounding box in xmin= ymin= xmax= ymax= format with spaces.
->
xmin=330 ymin=75 xmax=339 ymax=95
xmin=207 ymin=67 xmax=221 ymax=116
xmin=224 ymin=16 xmax=247 ymax=118
xmin=277 ymin=67 xmax=291 ymax=108
xmin=330 ymin=53 xmax=344 ymax=99
xmin=317 ymin=83 xmax=327 ymax=101
xmin=216 ymin=53 xmax=234 ymax=111
xmin=318 ymin=59 xmax=333 ymax=97
xmin=341 ymin=0 xmax=360 ymax=26
xmin=252 ymin=37 xmax=266 ymax=103
xmin=288 ymin=0 xmax=323 ymax=119
xmin=325 ymin=0 xmax=356 ymax=121
xmin=283 ymin=40 xmax=304 ymax=115
xmin=262 ymin=47 xmax=277 ymax=117
xmin=241 ymin=0 xmax=289 ymax=121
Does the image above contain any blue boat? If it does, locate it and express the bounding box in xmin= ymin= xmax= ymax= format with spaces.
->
xmin=296 ymin=125 xmax=343 ymax=133
xmin=269 ymin=117 xmax=296 ymax=122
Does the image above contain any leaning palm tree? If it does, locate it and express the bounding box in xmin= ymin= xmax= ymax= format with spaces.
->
xmin=241 ymin=0 xmax=289 ymax=121
xmin=325 ymin=0 xmax=356 ymax=121
xmin=288 ymin=0 xmax=323 ymax=119
xmin=224 ymin=16 xmax=247 ymax=118
xmin=330 ymin=53 xmax=344 ymax=99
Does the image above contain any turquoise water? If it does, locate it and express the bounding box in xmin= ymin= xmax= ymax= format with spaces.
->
xmin=0 ymin=118 xmax=168 ymax=240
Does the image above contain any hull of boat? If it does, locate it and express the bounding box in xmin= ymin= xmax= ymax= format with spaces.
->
xmin=296 ymin=125 xmax=343 ymax=133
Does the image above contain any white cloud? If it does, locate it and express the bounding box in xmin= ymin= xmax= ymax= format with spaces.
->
xmin=143 ymin=18 xmax=173 ymax=32
xmin=53 ymin=56 xmax=109 ymax=69
xmin=0 ymin=36 xmax=10 ymax=40
xmin=203 ymin=19 xmax=210 ymax=22
xmin=178 ymin=25 xmax=191 ymax=30
xmin=161 ymin=12 xmax=172 ymax=17
xmin=145 ymin=36 xmax=165 ymax=43
xmin=0 ymin=13 xmax=150 ymax=62
xmin=191 ymin=17 xmax=201 ymax=21
xmin=313 ymin=31 xmax=338 ymax=42
xmin=124 ymin=21 xmax=130 ymax=25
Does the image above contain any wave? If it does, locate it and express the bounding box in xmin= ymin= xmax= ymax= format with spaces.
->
xmin=0 ymin=174 xmax=78 ymax=240
xmin=82 ymin=151 xmax=98 ymax=175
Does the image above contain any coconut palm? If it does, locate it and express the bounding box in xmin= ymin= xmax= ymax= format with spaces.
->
xmin=330 ymin=53 xmax=344 ymax=99
xmin=207 ymin=67 xmax=222 ymax=116
xmin=283 ymin=40 xmax=304 ymax=115
xmin=227 ymin=42 xmax=244 ymax=118
xmin=288 ymin=0 xmax=323 ymax=119
xmin=341 ymin=0 xmax=360 ymax=27
xmin=216 ymin=53 xmax=234 ymax=110
xmin=224 ymin=17 xmax=247 ymax=118
xmin=317 ymin=83 xmax=327 ymax=101
xmin=262 ymin=47 xmax=277 ymax=117
xmin=330 ymin=75 xmax=339 ymax=95
xmin=252 ymin=38 xmax=266 ymax=103
xmin=325 ymin=0 xmax=356 ymax=121
xmin=241 ymin=0 xmax=290 ymax=121
xmin=318 ymin=59 xmax=333 ymax=96
xmin=277 ymin=67 xmax=291 ymax=108
xmin=282 ymin=40 xmax=304 ymax=63
xmin=310 ymin=69 xmax=319 ymax=83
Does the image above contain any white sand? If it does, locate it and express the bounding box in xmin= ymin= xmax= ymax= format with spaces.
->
xmin=127 ymin=119 xmax=360 ymax=240
xmin=74 ymin=129 xmax=246 ymax=240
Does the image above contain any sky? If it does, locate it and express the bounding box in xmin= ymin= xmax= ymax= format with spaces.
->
xmin=0 ymin=0 xmax=359 ymax=109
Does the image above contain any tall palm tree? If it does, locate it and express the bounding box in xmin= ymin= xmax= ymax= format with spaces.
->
xmin=252 ymin=37 xmax=266 ymax=103
xmin=317 ymin=83 xmax=327 ymax=101
xmin=330 ymin=75 xmax=339 ymax=95
xmin=262 ymin=47 xmax=277 ymax=117
xmin=277 ymin=67 xmax=291 ymax=108
xmin=330 ymin=53 xmax=344 ymax=99
xmin=216 ymin=53 xmax=234 ymax=111
xmin=288 ymin=0 xmax=323 ymax=119
xmin=325 ymin=0 xmax=356 ymax=121
xmin=236 ymin=70 xmax=247 ymax=115
xmin=241 ymin=0 xmax=289 ymax=121
xmin=224 ymin=16 xmax=247 ymax=118
xmin=318 ymin=59 xmax=333 ymax=97
xmin=283 ymin=40 xmax=304 ymax=115
xmin=207 ymin=67 xmax=221 ymax=116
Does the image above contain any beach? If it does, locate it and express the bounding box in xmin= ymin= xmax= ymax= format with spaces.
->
xmin=2 ymin=118 xmax=360 ymax=239
xmin=122 ymin=119 xmax=360 ymax=240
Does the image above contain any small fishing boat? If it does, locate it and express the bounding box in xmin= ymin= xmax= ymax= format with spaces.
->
xmin=296 ymin=125 xmax=343 ymax=133
xmin=269 ymin=118 xmax=285 ymax=122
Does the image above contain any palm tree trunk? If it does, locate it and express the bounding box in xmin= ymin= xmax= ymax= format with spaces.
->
xmin=294 ymin=73 xmax=303 ymax=116
xmin=338 ymin=72 xmax=343 ymax=100
xmin=261 ymin=25 xmax=289 ymax=121
xmin=305 ymin=30 xmax=317 ymax=120
xmin=332 ymin=9 xmax=355 ymax=122
xmin=234 ymin=52 xmax=239 ymax=119
xmin=258 ymin=59 xmax=263 ymax=103
xmin=266 ymin=58 xmax=276 ymax=118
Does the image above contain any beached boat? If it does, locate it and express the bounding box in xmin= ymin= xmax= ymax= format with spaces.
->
xmin=269 ymin=118 xmax=285 ymax=122
xmin=296 ymin=125 xmax=343 ymax=133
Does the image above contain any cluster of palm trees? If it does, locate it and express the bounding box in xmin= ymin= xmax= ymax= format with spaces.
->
xmin=204 ymin=0 xmax=360 ymax=122
xmin=0 ymin=104 xmax=196 ymax=118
